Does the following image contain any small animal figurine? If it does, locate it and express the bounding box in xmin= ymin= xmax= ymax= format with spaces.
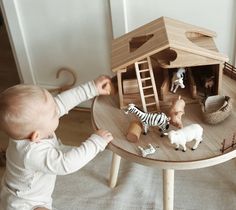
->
xmin=138 ymin=144 xmax=156 ymax=157
xmin=204 ymin=75 xmax=214 ymax=97
xmin=169 ymin=95 xmax=185 ymax=129
xmin=125 ymin=103 xmax=170 ymax=135
xmin=166 ymin=124 xmax=203 ymax=152
xmin=170 ymin=68 xmax=186 ymax=93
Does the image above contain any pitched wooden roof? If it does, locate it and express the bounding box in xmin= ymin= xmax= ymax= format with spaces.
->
xmin=112 ymin=16 xmax=228 ymax=72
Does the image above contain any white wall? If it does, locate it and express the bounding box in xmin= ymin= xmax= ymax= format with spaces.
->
xmin=1 ymin=0 xmax=113 ymax=87
xmin=112 ymin=0 xmax=236 ymax=63
xmin=1 ymin=0 xmax=236 ymax=88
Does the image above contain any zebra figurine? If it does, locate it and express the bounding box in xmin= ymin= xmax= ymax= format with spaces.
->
xmin=125 ymin=104 xmax=170 ymax=136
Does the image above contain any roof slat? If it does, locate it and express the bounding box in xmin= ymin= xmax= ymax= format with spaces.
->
xmin=112 ymin=16 xmax=228 ymax=72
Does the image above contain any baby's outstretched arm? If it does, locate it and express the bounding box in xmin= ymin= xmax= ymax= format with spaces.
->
xmin=24 ymin=130 xmax=113 ymax=175
xmin=55 ymin=75 xmax=111 ymax=117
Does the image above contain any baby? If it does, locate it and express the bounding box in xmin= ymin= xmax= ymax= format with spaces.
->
xmin=0 ymin=75 xmax=113 ymax=210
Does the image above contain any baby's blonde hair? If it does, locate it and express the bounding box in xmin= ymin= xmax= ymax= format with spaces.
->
xmin=0 ymin=84 xmax=48 ymax=139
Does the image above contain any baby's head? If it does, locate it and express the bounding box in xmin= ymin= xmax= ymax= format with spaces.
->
xmin=0 ymin=84 xmax=59 ymax=141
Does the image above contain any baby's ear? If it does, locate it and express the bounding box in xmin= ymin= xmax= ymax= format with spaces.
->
xmin=29 ymin=131 xmax=40 ymax=142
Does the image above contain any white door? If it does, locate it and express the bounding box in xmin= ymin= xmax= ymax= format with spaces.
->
xmin=1 ymin=0 xmax=113 ymax=87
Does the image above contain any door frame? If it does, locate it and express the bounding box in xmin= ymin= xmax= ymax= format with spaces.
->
xmin=109 ymin=0 xmax=128 ymax=38
xmin=0 ymin=0 xmax=35 ymax=84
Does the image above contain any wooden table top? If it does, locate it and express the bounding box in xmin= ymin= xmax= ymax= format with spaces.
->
xmin=92 ymin=75 xmax=236 ymax=170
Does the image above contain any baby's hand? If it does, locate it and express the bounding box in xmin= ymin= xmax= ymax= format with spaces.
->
xmin=95 ymin=129 xmax=113 ymax=143
xmin=94 ymin=75 xmax=112 ymax=95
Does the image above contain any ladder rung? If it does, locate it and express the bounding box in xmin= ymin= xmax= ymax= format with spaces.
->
xmin=143 ymin=85 xmax=153 ymax=90
xmin=141 ymin=77 xmax=151 ymax=81
xmin=139 ymin=69 xmax=150 ymax=73
xmin=144 ymin=94 xmax=155 ymax=98
xmin=146 ymin=102 xmax=157 ymax=107
xmin=136 ymin=60 xmax=148 ymax=65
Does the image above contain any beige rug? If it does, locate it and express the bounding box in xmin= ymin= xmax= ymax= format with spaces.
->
xmin=53 ymin=149 xmax=236 ymax=210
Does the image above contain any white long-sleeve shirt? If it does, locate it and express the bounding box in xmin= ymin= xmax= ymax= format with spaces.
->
xmin=0 ymin=81 xmax=108 ymax=210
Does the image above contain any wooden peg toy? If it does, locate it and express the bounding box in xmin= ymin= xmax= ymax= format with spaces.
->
xmin=126 ymin=120 xmax=142 ymax=142
xmin=103 ymin=81 xmax=116 ymax=95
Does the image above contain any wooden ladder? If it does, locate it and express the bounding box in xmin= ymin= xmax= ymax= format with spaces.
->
xmin=135 ymin=56 xmax=160 ymax=112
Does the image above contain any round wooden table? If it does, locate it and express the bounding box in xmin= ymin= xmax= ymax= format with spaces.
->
xmin=91 ymin=76 xmax=236 ymax=210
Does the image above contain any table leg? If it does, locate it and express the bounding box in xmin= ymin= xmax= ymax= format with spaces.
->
xmin=163 ymin=169 xmax=175 ymax=210
xmin=109 ymin=152 xmax=121 ymax=188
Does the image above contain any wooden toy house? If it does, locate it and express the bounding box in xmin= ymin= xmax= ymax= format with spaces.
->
xmin=111 ymin=16 xmax=228 ymax=112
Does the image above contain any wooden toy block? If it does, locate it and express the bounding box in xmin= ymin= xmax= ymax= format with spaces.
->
xmin=103 ymin=81 xmax=116 ymax=95
xmin=126 ymin=120 xmax=142 ymax=142
xmin=123 ymin=79 xmax=139 ymax=94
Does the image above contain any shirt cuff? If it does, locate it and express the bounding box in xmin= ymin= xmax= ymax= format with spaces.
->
xmin=89 ymin=134 xmax=108 ymax=151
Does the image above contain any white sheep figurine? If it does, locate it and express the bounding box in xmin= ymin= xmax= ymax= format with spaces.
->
xmin=166 ymin=124 xmax=203 ymax=152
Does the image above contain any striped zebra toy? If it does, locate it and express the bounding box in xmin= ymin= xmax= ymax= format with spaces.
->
xmin=125 ymin=104 xmax=170 ymax=136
